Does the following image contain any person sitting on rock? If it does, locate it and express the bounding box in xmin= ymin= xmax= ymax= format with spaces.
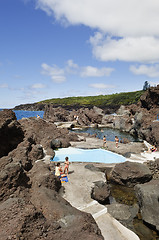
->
xmin=64 ymin=156 xmax=70 ymax=175
xmin=149 ymin=146 xmax=157 ymax=152
xmin=146 ymin=145 xmax=157 ymax=153
xmin=55 ymin=162 xmax=66 ymax=178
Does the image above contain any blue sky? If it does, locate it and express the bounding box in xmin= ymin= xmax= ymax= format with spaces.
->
xmin=1 ymin=0 xmax=159 ymax=108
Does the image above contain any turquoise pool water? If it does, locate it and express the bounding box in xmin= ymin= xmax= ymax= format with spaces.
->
xmin=53 ymin=147 xmax=126 ymax=164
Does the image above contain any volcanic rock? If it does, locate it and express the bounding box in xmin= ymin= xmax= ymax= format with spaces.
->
xmin=140 ymin=85 xmax=159 ymax=110
xmin=0 ymin=162 xmax=30 ymax=201
xmin=109 ymin=161 xmax=152 ymax=187
xmin=0 ymin=109 xmax=24 ymax=158
xmin=0 ymin=110 xmax=103 ymax=240
xmin=135 ymin=179 xmax=159 ymax=231
xmin=91 ymin=181 xmax=110 ymax=204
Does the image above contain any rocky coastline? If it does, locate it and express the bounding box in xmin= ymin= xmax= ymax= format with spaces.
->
xmin=0 ymin=109 xmax=159 ymax=239
xmin=41 ymin=85 xmax=159 ymax=147
xmin=13 ymin=86 xmax=159 ymax=148
xmin=1 ymin=86 xmax=159 ymax=239
xmin=0 ymin=109 xmax=104 ymax=239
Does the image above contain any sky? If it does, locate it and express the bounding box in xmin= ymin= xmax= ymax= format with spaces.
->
xmin=1 ymin=0 xmax=159 ymax=108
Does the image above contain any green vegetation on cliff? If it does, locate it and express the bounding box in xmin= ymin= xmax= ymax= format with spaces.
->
xmin=38 ymin=90 xmax=143 ymax=108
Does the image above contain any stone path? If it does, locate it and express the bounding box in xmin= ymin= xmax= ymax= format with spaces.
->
xmin=61 ymin=163 xmax=139 ymax=240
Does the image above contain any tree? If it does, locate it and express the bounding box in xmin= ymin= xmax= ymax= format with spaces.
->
xmin=143 ymin=81 xmax=150 ymax=91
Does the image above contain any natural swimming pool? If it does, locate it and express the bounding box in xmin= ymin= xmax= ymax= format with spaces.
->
xmin=71 ymin=127 xmax=139 ymax=142
xmin=53 ymin=147 xmax=126 ymax=164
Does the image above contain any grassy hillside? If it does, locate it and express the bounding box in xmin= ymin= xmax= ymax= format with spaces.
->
xmin=38 ymin=90 xmax=143 ymax=108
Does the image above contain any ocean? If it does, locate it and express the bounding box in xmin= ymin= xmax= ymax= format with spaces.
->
xmin=0 ymin=109 xmax=44 ymax=120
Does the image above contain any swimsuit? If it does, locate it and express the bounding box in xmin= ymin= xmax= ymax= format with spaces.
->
xmin=55 ymin=166 xmax=61 ymax=176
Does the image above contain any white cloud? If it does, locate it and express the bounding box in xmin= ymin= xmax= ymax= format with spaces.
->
xmin=65 ymin=59 xmax=79 ymax=74
xmin=35 ymin=0 xmax=159 ymax=63
xmin=81 ymin=66 xmax=114 ymax=77
xmin=41 ymin=63 xmax=66 ymax=83
xmin=90 ymin=34 xmax=159 ymax=63
xmin=130 ymin=64 xmax=159 ymax=77
xmin=89 ymin=83 xmax=114 ymax=89
xmin=41 ymin=60 xmax=114 ymax=82
xmin=67 ymin=59 xmax=78 ymax=69
xmin=31 ymin=83 xmax=46 ymax=89
xmin=0 ymin=83 xmax=8 ymax=88
xmin=35 ymin=0 xmax=159 ymax=37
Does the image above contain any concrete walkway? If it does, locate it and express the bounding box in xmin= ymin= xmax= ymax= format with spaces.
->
xmin=42 ymin=137 xmax=159 ymax=239
xmin=70 ymin=137 xmax=159 ymax=163
xmin=61 ymin=163 xmax=139 ymax=240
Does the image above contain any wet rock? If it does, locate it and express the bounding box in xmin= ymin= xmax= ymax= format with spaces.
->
xmin=123 ymin=152 xmax=131 ymax=158
xmin=109 ymin=161 xmax=152 ymax=187
xmin=135 ymin=179 xmax=159 ymax=231
xmin=121 ymin=138 xmax=130 ymax=144
xmin=91 ymin=181 xmax=110 ymax=204
xmin=51 ymin=139 xmax=62 ymax=149
xmin=107 ymin=203 xmax=139 ymax=231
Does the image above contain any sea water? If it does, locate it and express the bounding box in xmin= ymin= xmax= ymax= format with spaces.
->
xmin=13 ymin=110 xmax=44 ymax=120
xmin=0 ymin=109 xmax=44 ymax=120
xmin=71 ymin=127 xmax=139 ymax=142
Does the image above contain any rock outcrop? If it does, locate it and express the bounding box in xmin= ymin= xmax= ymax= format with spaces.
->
xmin=107 ymin=203 xmax=139 ymax=232
xmin=13 ymin=85 xmax=159 ymax=146
xmin=14 ymin=102 xmax=45 ymax=111
xmin=0 ymin=110 xmax=103 ymax=240
xmin=140 ymin=85 xmax=159 ymax=110
xmin=103 ymin=86 xmax=159 ymax=146
xmin=42 ymin=86 xmax=159 ymax=146
xmin=91 ymin=180 xmax=110 ymax=204
xmin=109 ymin=161 xmax=152 ymax=187
xmin=0 ymin=109 xmax=24 ymax=158
xmin=43 ymin=105 xmax=103 ymax=126
xmin=135 ymin=179 xmax=159 ymax=231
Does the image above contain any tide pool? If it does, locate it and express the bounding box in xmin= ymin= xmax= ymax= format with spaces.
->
xmin=53 ymin=147 xmax=126 ymax=164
